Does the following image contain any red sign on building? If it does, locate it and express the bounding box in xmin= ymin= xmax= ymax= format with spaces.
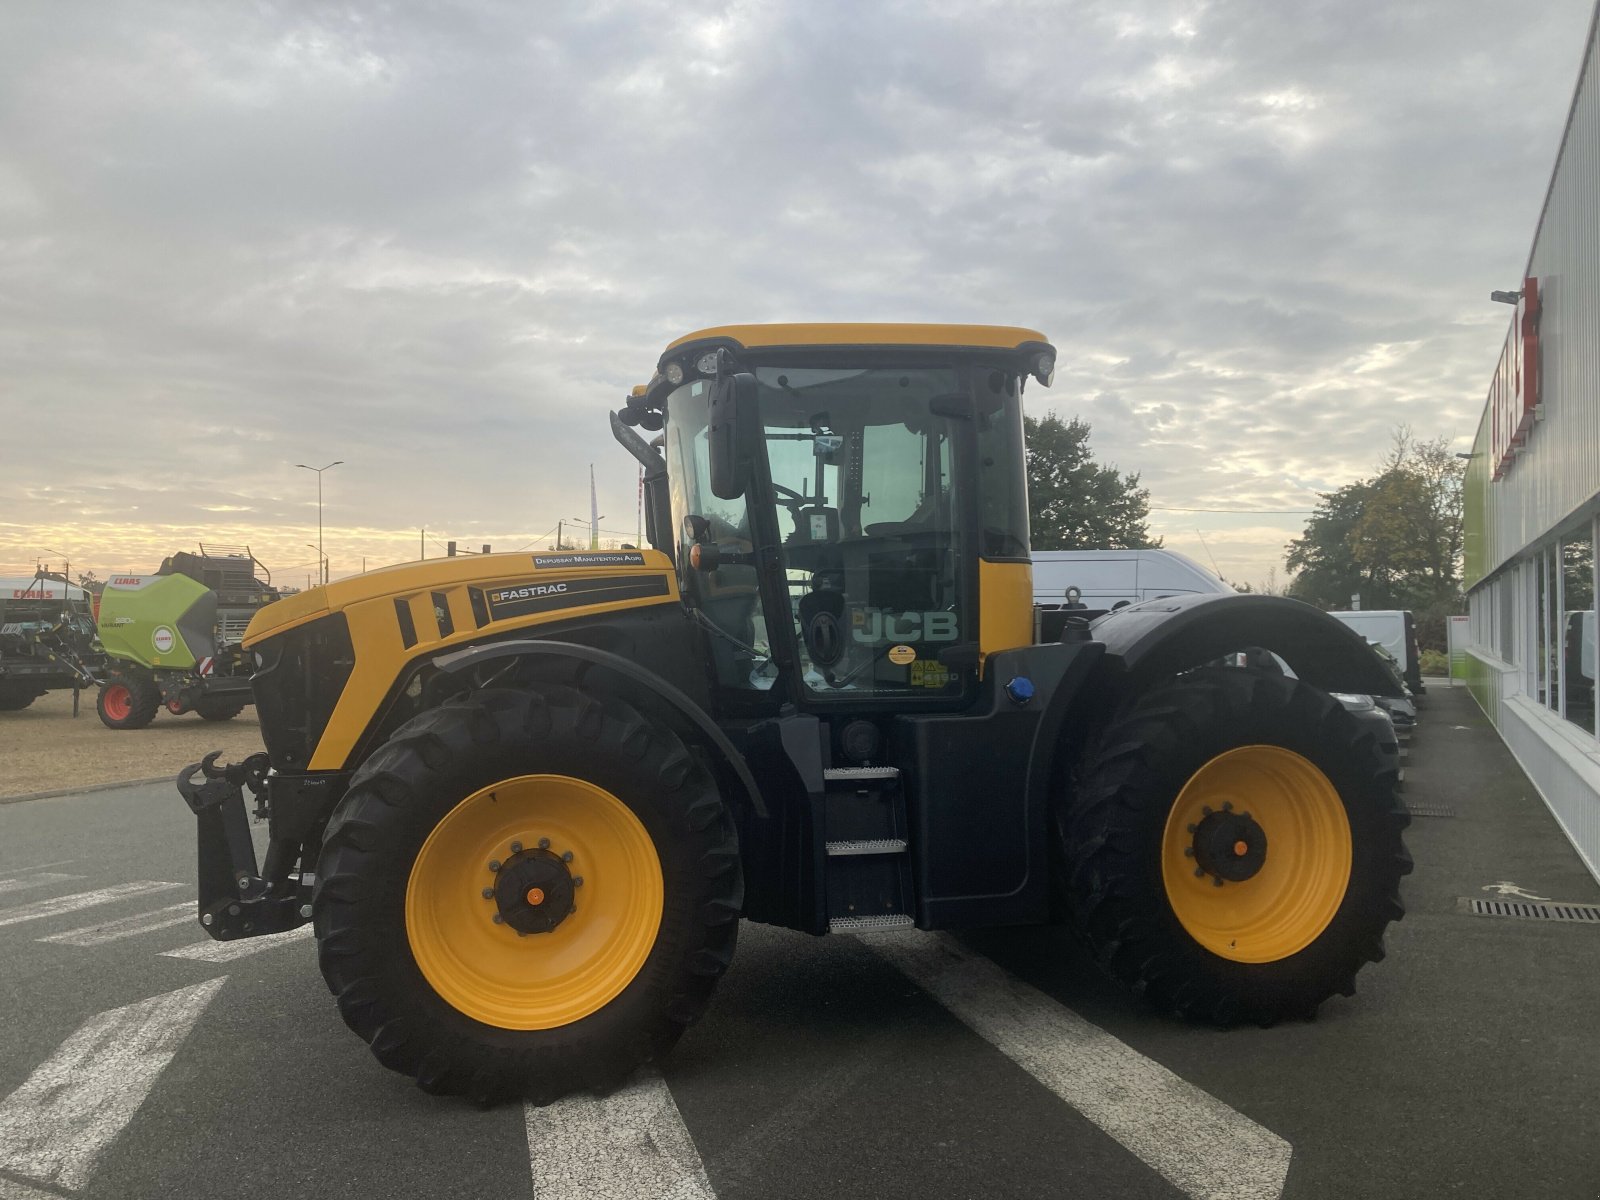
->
xmin=1489 ymin=276 xmax=1542 ymax=481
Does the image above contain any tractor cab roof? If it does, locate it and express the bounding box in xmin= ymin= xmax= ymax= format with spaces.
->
xmin=646 ymin=323 xmax=1055 ymax=407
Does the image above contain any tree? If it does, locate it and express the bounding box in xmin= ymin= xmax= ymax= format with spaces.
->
xmin=1284 ymin=428 xmax=1466 ymax=649
xmin=1025 ymin=414 xmax=1160 ymax=551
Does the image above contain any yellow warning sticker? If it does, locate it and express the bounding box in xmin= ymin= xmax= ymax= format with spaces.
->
xmin=910 ymin=661 xmax=950 ymax=688
xmin=887 ymin=644 xmax=917 ymax=665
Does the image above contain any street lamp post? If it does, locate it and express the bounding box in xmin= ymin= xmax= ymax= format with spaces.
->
xmin=296 ymin=461 xmax=344 ymax=584
xmin=570 ymin=515 xmax=606 ymax=550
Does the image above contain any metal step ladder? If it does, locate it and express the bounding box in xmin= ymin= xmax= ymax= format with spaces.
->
xmin=822 ymin=766 xmax=915 ymax=932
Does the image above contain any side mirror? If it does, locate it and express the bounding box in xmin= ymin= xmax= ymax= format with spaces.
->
xmin=709 ymin=372 xmax=758 ymax=501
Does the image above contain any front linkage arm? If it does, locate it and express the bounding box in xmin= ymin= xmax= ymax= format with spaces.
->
xmin=178 ymin=751 xmax=309 ymax=941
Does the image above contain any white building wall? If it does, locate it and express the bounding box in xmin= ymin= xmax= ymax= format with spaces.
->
xmin=1463 ymin=5 xmax=1600 ymax=884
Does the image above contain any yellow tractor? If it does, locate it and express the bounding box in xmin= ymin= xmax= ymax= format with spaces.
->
xmin=179 ymin=324 xmax=1409 ymax=1103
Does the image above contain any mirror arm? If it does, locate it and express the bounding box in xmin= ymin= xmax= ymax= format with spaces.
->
xmin=609 ymin=410 xmax=668 ymax=481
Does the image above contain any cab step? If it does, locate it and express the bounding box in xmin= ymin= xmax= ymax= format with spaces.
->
xmin=828 ymin=913 xmax=914 ymax=933
xmin=824 ymin=766 xmax=900 ymax=782
xmin=826 ymin=838 xmax=908 ymax=856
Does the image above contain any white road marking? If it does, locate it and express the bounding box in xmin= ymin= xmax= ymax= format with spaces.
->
xmin=0 ymin=860 xmax=78 ymax=876
xmin=0 ymin=1175 xmax=61 ymax=1200
xmin=37 ymin=903 xmax=195 ymax=947
xmin=525 ymin=1070 xmax=715 ymax=1200
xmin=161 ymin=924 xmax=313 ymax=962
xmin=0 ymin=977 xmax=226 ymax=1192
xmin=0 ymin=874 xmax=84 ymax=896
xmin=862 ymin=932 xmax=1292 ymax=1200
xmin=0 ymin=882 xmax=184 ymax=929
xmin=1482 ymin=881 xmax=1551 ymax=901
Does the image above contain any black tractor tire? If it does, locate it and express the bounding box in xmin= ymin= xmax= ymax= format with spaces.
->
xmin=314 ymin=683 xmax=743 ymax=1104
xmin=195 ymin=698 xmax=246 ymax=721
xmin=96 ymin=673 xmax=161 ymax=730
xmin=0 ymin=684 xmax=44 ymax=712
xmin=1058 ymin=666 xmax=1411 ymax=1026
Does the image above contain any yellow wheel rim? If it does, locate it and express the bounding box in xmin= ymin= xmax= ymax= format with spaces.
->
xmin=1161 ymin=745 xmax=1351 ymax=964
xmin=405 ymin=774 xmax=664 ymax=1030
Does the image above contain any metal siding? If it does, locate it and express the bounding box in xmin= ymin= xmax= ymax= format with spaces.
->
xmin=1465 ymin=7 xmax=1600 ymax=587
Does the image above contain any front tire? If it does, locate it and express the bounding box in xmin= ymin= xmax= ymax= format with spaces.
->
xmin=1059 ymin=666 xmax=1411 ymax=1025
xmin=314 ymin=683 xmax=742 ymax=1103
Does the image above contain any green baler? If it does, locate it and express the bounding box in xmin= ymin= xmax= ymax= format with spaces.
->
xmin=95 ymin=548 xmax=279 ymax=728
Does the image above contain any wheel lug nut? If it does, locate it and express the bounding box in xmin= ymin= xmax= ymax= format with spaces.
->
xmin=1194 ymin=867 xmax=1205 ymax=878
xmin=1186 ymin=823 xmax=1198 ymax=833
xmin=1222 ymin=801 xmax=1233 ymax=812
xmin=569 ymin=905 xmax=577 ymax=914
xmin=488 ymin=859 xmax=502 ymax=872
xmin=1183 ymin=847 xmax=1195 ymax=858
xmin=1201 ymin=806 xmax=1213 ymax=816
xmin=1212 ymin=877 xmax=1224 ymax=888
xmin=561 ymin=851 xmax=574 ymax=863
xmin=481 ymin=887 xmax=494 ymax=899
xmin=538 ymin=838 xmax=551 ymax=850
xmin=572 ymin=876 xmax=584 ymax=887
xmin=492 ymin=913 xmax=505 ymax=924
xmin=510 ymin=841 xmax=523 ymax=853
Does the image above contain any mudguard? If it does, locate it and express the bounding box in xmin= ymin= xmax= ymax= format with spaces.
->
xmin=1088 ymin=593 xmax=1401 ymax=699
xmin=431 ymin=638 xmax=768 ymax=819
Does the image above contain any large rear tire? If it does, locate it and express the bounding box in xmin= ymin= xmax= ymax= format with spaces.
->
xmin=314 ymin=683 xmax=742 ymax=1103
xmin=96 ymin=673 xmax=160 ymax=730
xmin=1058 ymin=666 xmax=1411 ymax=1025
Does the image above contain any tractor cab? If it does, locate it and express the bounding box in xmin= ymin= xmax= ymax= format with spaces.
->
xmin=615 ymin=324 xmax=1054 ymax=712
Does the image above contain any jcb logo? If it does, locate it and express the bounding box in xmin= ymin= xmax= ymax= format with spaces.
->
xmin=852 ymin=610 xmax=959 ymax=644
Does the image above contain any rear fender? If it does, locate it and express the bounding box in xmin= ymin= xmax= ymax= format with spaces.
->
xmin=1088 ymin=593 xmax=1400 ymax=702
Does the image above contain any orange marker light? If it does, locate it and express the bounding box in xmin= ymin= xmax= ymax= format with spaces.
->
xmin=1233 ymin=840 xmax=1249 ymax=857
xmin=526 ymin=887 xmax=546 ymax=906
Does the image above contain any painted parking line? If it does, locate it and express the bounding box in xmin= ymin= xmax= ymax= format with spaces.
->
xmin=0 ymin=978 xmax=226 ymax=1193
xmin=161 ymin=924 xmax=313 ymax=963
xmin=861 ymin=932 xmax=1293 ymax=1200
xmin=0 ymin=873 xmax=84 ymax=896
xmin=0 ymin=883 xmax=184 ymax=929
xmin=37 ymin=903 xmax=194 ymax=947
xmin=525 ymin=1070 xmax=715 ymax=1200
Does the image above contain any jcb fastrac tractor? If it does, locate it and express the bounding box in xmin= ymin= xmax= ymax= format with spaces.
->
xmin=181 ymin=324 xmax=1410 ymax=1103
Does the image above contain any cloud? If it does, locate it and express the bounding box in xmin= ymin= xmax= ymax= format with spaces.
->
xmin=0 ymin=0 xmax=1591 ymax=587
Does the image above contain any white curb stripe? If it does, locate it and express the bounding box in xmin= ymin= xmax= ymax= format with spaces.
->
xmin=862 ymin=932 xmax=1292 ymax=1200
xmin=161 ymin=924 xmax=313 ymax=962
xmin=0 ymin=978 xmax=226 ymax=1192
xmin=37 ymin=903 xmax=195 ymax=947
xmin=0 ymin=874 xmax=84 ymax=896
xmin=525 ymin=1070 xmax=715 ymax=1200
xmin=0 ymin=883 xmax=184 ymax=928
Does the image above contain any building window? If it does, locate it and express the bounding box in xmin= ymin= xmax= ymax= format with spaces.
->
xmin=1562 ymin=526 xmax=1598 ymax=736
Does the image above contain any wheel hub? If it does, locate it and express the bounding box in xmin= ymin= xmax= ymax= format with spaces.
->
xmin=491 ymin=846 xmax=577 ymax=935
xmin=1190 ymin=806 xmax=1268 ymax=883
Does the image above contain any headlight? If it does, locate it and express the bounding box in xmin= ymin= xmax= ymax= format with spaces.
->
xmin=1330 ymin=692 xmax=1375 ymax=712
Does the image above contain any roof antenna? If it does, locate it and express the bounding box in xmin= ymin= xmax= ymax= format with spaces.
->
xmin=1193 ymin=527 xmax=1223 ymax=578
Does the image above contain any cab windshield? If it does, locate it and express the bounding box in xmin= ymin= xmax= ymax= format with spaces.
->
xmin=665 ymin=362 xmax=1027 ymax=704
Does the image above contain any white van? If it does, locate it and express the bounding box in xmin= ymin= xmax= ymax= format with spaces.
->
xmin=1032 ymin=549 xmax=1232 ymax=612
xmin=1326 ymin=610 xmax=1424 ymax=694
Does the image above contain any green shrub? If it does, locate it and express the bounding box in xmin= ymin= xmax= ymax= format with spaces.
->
xmin=1419 ymin=648 xmax=1449 ymax=676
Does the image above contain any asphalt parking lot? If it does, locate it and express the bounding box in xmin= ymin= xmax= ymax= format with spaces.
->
xmin=2 ymin=682 xmax=1598 ymax=1200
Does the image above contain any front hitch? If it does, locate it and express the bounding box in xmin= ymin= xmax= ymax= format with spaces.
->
xmin=178 ymin=751 xmax=309 ymax=941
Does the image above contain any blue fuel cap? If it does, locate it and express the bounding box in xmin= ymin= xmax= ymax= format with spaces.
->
xmin=1005 ymin=676 xmax=1035 ymax=706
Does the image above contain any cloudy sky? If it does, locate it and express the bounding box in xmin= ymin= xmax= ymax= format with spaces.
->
xmin=2 ymin=0 xmax=1592 ymax=589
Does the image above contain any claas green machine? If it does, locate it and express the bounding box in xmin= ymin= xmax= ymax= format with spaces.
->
xmin=98 ymin=547 xmax=279 ymax=728
xmin=179 ymin=324 xmax=1410 ymax=1103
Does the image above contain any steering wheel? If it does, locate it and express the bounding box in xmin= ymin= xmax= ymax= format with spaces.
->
xmin=771 ymin=482 xmax=809 ymax=508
